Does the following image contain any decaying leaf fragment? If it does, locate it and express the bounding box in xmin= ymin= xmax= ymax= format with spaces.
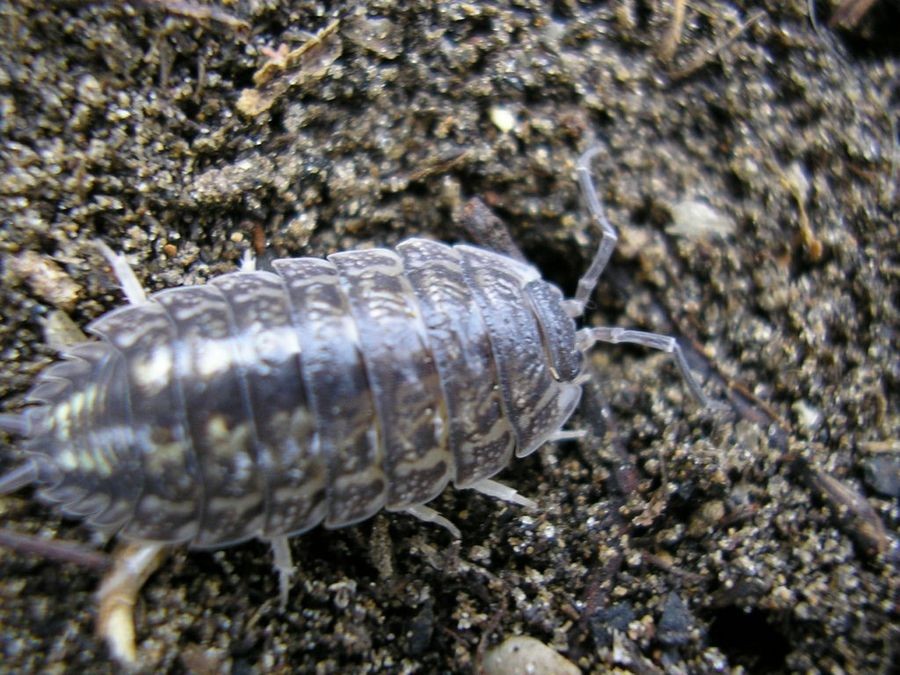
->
xmin=237 ymin=19 xmax=342 ymax=118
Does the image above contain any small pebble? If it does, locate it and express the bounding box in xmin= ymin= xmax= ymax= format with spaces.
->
xmin=862 ymin=455 xmax=900 ymax=499
xmin=666 ymin=199 xmax=735 ymax=239
xmin=6 ymin=250 xmax=81 ymax=311
xmin=483 ymin=636 xmax=579 ymax=675
xmin=489 ymin=106 xmax=517 ymax=133
xmin=658 ymin=592 xmax=695 ymax=647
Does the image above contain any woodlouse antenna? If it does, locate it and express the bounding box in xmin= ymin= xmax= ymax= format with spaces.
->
xmin=576 ymin=327 xmax=723 ymax=410
xmin=565 ymin=146 xmax=723 ymax=411
xmin=563 ymin=145 xmax=619 ymax=319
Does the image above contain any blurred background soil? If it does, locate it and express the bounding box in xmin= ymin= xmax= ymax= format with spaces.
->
xmin=0 ymin=1 xmax=897 ymax=672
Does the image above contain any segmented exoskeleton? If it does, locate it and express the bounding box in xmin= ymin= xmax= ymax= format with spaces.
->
xmin=0 ymin=147 xmax=714 ymax=663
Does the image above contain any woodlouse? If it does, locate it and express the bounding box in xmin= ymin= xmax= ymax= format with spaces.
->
xmin=0 ymin=147 xmax=715 ymax=663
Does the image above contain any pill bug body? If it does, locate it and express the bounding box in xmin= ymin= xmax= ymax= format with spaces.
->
xmin=0 ymin=147 xmax=713 ymax=663
xmin=4 ymin=239 xmax=583 ymax=549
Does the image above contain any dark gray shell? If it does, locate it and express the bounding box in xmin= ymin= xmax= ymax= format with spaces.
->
xmin=12 ymin=239 xmax=583 ymax=548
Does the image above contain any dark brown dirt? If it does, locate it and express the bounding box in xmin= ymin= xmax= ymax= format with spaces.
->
xmin=0 ymin=1 xmax=897 ymax=673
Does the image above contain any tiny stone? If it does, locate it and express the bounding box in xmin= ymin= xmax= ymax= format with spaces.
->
xmin=657 ymin=592 xmax=695 ymax=648
xmin=792 ymin=401 xmax=823 ymax=431
xmin=862 ymin=455 xmax=900 ymax=499
xmin=666 ymin=199 xmax=736 ymax=239
xmin=589 ymin=603 xmax=635 ymax=649
xmin=489 ymin=106 xmax=517 ymax=133
xmin=6 ymin=250 xmax=81 ymax=311
xmin=483 ymin=636 xmax=579 ymax=675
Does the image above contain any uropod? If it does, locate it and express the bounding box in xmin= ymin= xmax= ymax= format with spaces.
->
xmin=0 ymin=146 xmax=717 ymax=663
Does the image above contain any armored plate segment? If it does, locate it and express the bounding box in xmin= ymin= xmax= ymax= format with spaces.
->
xmin=6 ymin=238 xmax=584 ymax=547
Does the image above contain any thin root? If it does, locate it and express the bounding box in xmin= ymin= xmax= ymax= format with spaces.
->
xmin=668 ymin=10 xmax=765 ymax=81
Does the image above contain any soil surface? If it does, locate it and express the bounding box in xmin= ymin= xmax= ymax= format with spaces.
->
xmin=0 ymin=1 xmax=897 ymax=673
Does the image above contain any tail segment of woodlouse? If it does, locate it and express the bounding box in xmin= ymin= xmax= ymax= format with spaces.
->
xmin=0 ymin=454 xmax=38 ymax=493
xmin=0 ymin=340 xmax=144 ymax=529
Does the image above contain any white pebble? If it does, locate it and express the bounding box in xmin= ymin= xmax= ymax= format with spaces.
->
xmin=483 ymin=636 xmax=579 ymax=675
xmin=489 ymin=106 xmax=517 ymax=133
xmin=667 ymin=199 xmax=735 ymax=239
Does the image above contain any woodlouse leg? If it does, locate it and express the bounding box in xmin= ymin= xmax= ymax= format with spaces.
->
xmin=239 ymin=248 xmax=256 ymax=273
xmin=93 ymin=240 xmax=149 ymax=305
xmin=577 ymin=327 xmax=723 ymax=409
xmin=403 ymin=504 xmax=462 ymax=538
xmin=268 ymin=535 xmax=294 ymax=610
xmin=468 ymin=479 xmax=538 ymax=510
xmin=95 ymin=541 xmax=169 ymax=665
